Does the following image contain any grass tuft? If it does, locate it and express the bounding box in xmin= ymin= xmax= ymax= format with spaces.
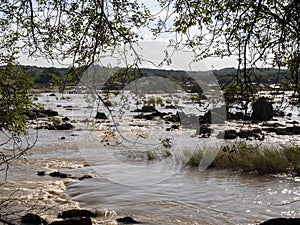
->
xmin=186 ymin=142 xmax=300 ymax=175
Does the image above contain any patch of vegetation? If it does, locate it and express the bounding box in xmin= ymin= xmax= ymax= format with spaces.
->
xmin=146 ymin=151 xmax=156 ymax=160
xmin=104 ymin=99 xmax=113 ymax=107
xmin=186 ymin=151 xmax=203 ymax=167
xmin=166 ymin=98 xmax=172 ymax=104
xmin=162 ymin=149 xmax=172 ymax=158
xmin=186 ymin=142 xmax=300 ymax=175
xmin=161 ymin=138 xmax=172 ymax=148
xmin=48 ymin=116 xmax=61 ymax=126
xmin=147 ymin=97 xmax=156 ymax=106
xmin=156 ymin=97 xmax=164 ymax=106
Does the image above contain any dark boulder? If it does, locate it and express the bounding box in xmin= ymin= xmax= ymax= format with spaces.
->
xmin=165 ymin=105 xmax=176 ymax=109
xmin=286 ymin=126 xmax=300 ymax=135
xmin=78 ymin=175 xmax=94 ymax=181
xmin=57 ymin=209 xmax=96 ymax=219
xmin=49 ymin=171 xmax=70 ymax=178
xmin=275 ymin=128 xmax=289 ymax=135
xmin=140 ymin=105 xmax=157 ymax=112
xmin=199 ymin=111 xmax=211 ymax=124
xmin=237 ymin=130 xmax=252 ymax=139
xmin=116 ymin=216 xmax=140 ymax=224
xmin=259 ymin=218 xmax=300 ymax=225
xmin=217 ymin=130 xmax=238 ymax=139
xmin=41 ymin=109 xmax=59 ymax=117
xmin=95 ymin=112 xmax=108 ymax=119
xmin=166 ymin=124 xmax=180 ymax=131
xmin=37 ymin=171 xmax=45 ymax=176
xmin=171 ymin=124 xmax=179 ymax=130
xmin=61 ymin=117 xmax=70 ymax=122
xmin=47 ymin=123 xmax=74 ymax=130
xmin=133 ymin=111 xmax=167 ymax=120
xmin=251 ymin=97 xmax=273 ymax=121
xmin=197 ymin=125 xmax=212 ymax=136
xmin=228 ymin=112 xmax=251 ymax=120
xmin=25 ymin=109 xmax=59 ymax=119
xmin=49 ymin=218 xmax=92 ymax=225
xmin=133 ymin=105 xmax=157 ymax=113
xmin=21 ymin=213 xmax=47 ymax=225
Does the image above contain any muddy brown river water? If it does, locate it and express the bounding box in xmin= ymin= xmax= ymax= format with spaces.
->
xmin=1 ymin=91 xmax=299 ymax=224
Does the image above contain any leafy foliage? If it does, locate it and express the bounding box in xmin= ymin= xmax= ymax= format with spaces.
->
xmin=156 ymin=0 xmax=300 ymax=101
xmin=0 ymin=64 xmax=33 ymax=134
xmin=0 ymin=0 xmax=151 ymax=67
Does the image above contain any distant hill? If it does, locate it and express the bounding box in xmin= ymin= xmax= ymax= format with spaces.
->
xmin=7 ymin=65 xmax=289 ymax=88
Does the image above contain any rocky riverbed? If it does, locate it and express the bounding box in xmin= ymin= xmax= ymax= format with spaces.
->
xmin=1 ymin=89 xmax=299 ymax=224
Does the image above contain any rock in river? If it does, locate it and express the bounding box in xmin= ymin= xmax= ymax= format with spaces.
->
xmin=49 ymin=171 xmax=70 ymax=178
xmin=57 ymin=209 xmax=96 ymax=219
xmin=259 ymin=217 xmax=300 ymax=225
xmin=95 ymin=111 xmax=108 ymax=119
xmin=251 ymin=97 xmax=273 ymax=121
xmin=116 ymin=216 xmax=140 ymax=224
xmin=21 ymin=213 xmax=47 ymax=225
xmin=49 ymin=218 xmax=92 ymax=225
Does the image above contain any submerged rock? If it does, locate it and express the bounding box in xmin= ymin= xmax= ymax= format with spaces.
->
xmin=49 ymin=218 xmax=92 ymax=225
xmin=165 ymin=104 xmax=176 ymax=109
xmin=21 ymin=213 xmax=47 ymax=225
xmin=197 ymin=125 xmax=212 ymax=137
xmin=37 ymin=171 xmax=46 ymax=176
xmin=217 ymin=129 xmax=264 ymax=140
xmin=49 ymin=171 xmax=70 ymax=178
xmin=259 ymin=218 xmax=300 ymax=225
xmin=25 ymin=109 xmax=59 ymax=119
xmin=42 ymin=122 xmax=74 ymax=130
xmin=61 ymin=117 xmax=71 ymax=122
xmin=217 ymin=130 xmax=238 ymax=139
xmin=227 ymin=112 xmax=251 ymax=120
xmin=134 ymin=111 xmax=168 ymax=120
xmin=251 ymin=97 xmax=273 ymax=121
xmin=286 ymin=126 xmax=300 ymax=135
xmin=116 ymin=216 xmax=140 ymax=224
xmin=134 ymin=105 xmax=157 ymax=113
xmin=57 ymin=209 xmax=96 ymax=219
xmin=166 ymin=124 xmax=180 ymax=131
xmin=78 ymin=175 xmax=94 ymax=181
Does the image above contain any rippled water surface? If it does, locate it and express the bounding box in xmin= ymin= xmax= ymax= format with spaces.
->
xmin=67 ymin=166 xmax=299 ymax=224
xmin=1 ymin=91 xmax=299 ymax=224
xmin=60 ymin=91 xmax=299 ymax=225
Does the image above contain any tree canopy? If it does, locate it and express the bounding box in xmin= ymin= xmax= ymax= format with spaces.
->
xmin=155 ymin=0 xmax=299 ymax=102
xmin=0 ymin=0 xmax=151 ymax=67
xmin=0 ymin=1 xmax=299 ymax=72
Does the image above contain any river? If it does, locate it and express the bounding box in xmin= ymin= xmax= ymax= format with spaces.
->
xmin=1 ymin=90 xmax=299 ymax=224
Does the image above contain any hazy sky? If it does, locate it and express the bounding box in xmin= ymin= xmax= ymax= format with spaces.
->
xmin=18 ymin=1 xmax=239 ymax=71
xmin=19 ymin=40 xmax=238 ymax=71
